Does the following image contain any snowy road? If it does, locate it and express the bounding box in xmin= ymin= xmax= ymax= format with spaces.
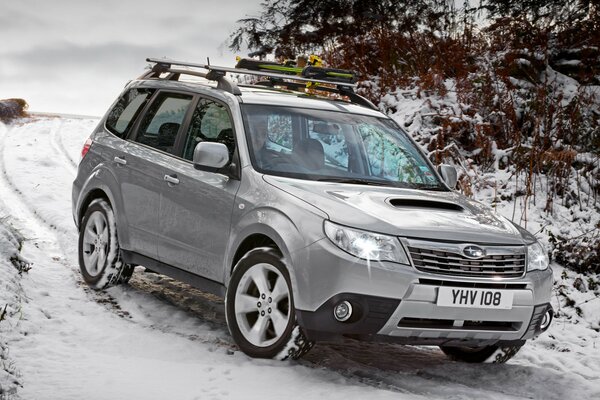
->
xmin=1 ymin=117 xmax=599 ymax=400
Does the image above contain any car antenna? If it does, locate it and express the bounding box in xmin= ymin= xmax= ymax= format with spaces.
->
xmin=207 ymin=57 xmax=210 ymax=66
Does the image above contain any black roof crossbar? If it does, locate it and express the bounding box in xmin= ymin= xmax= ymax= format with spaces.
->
xmin=144 ymin=58 xmax=377 ymax=110
xmin=143 ymin=58 xmax=241 ymax=95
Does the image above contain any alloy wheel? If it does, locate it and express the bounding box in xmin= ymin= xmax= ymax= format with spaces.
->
xmin=234 ymin=262 xmax=291 ymax=347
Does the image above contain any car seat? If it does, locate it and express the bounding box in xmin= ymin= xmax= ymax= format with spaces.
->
xmin=157 ymin=122 xmax=180 ymax=152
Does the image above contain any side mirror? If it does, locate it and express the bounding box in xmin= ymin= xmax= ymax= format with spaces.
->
xmin=193 ymin=142 xmax=230 ymax=170
xmin=437 ymin=164 xmax=457 ymax=189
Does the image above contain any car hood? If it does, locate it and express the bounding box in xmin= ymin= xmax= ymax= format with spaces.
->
xmin=264 ymin=175 xmax=534 ymax=245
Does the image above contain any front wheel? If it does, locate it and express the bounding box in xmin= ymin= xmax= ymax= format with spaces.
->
xmin=225 ymin=248 xmax=313 ymax=360
xmin=78 ymin=199 xmax=133 ymax=289
xmin=440 ymin=344 xmax=523 ymax=363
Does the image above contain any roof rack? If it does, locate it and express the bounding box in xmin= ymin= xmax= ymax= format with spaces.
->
xmin=144 ymin=58 xmax=377 ymax=110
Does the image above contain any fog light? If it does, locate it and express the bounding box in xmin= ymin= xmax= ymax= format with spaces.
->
xmin=334 ymin=301 xmax=353 ymax=322
xmin=540 ymin=309 xmax=553 ymax=331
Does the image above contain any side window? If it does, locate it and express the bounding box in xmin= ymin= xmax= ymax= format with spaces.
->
xmin=134 ymin=92 xmax=193 ymax=154
xmin=183 ymin=98 xmax=234 ymax=161
xmin=308 ymin=120 xmax=349 ymax=171
xmin=106 ymin=88 xmax=154 ymax=138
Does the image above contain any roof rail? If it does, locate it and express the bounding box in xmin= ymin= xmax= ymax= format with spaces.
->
xmin=144 ymin=58 xmax=377 ymax=110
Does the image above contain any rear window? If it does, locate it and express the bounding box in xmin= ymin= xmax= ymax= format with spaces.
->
xmin=106 ymin=88 xmax=154 ymax=137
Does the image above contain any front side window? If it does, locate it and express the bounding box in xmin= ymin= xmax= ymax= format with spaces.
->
xmin=241 ymin=104 xmax=444 ymax=190
xmin=183 ymin=99 xmax=234 ymax=161
xmin=106 ymin=88 xmax=154 ymax=137
xmin=134 ymin=92 xmax=193 ymax=154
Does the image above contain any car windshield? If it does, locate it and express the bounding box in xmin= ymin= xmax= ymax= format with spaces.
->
xmin=241 ymin=104 xmax=445 ymax=190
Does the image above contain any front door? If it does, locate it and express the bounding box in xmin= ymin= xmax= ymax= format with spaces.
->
xmin=158 ymin=97 xmax=240 ymax=282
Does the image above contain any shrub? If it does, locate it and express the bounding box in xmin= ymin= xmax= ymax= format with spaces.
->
xmin=0 ymin=99 xmax=28 ymax=123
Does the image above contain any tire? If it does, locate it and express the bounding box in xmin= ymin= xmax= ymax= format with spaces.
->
xmin=78 ymin=199 xmax=134 ymax=289
xmin=440 ymin=344 xmax=523 ymax=363
xmin=225 ymin=247 xmax=314 ymax=360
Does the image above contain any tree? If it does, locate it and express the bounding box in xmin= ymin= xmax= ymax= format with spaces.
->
xmin=229 ymin=0 xmax=452 ymax=59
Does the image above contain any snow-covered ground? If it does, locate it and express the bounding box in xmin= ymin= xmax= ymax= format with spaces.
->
xmin=0 ymin=116 xmax=599 ymax=400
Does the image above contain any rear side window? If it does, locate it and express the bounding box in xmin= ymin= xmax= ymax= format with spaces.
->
xmin=106 ymin=88 xmax=154 ymax=137
xmin=134 ymin=92 xmax=193 ymax=154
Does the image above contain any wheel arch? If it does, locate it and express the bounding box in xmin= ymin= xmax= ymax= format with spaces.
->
xmin=225 ymin=221 xmax=300 ymax=298
xmin=77 ymin=188 xmax=112 ymax=226
xmin=224 ymin=203 xmax=324 ymax=303
xmin=76 ymin=166 xmax=130 ymax=249
xmin=231 ymin=233 xmax=280 ymax=268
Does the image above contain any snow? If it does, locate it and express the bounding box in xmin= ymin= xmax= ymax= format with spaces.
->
xmin=0 ymin=220 xmax=28 ymax=398
xmin=0 ymin=116 xmax=599 ymax=399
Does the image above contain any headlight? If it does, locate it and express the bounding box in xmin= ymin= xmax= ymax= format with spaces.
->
xmin=324 ymin=220 xmax=410 ymax=265
xmin=527 ymin=241 xmax=549 ymax=271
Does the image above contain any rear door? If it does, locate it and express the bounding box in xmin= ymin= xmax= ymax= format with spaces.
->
xmin=157 ymin=96 xmax=240 ymax=281
xmin=123 ymin=90 xmax=194 ymax=259
xmin=101 ymin=87 xmax=154 ymax=253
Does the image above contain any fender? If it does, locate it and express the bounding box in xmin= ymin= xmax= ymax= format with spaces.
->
xmin=76 ymin=162 xmax=131 ymax=250
xmin=224 ymin=204 xmax=326 ymax=303
xmin=224 ymin=207 xmax=299 ymax=280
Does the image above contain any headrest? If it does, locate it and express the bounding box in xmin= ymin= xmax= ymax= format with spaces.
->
xmin=158 ymin=122 xmax=180 ymax=137
xmin=297 ymin=138 xmax=324 ymax=170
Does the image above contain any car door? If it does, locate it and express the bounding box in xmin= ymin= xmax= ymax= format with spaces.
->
xmin=122 ymin=90 xmax=194 ymax=259
xmin=100 ymin=87 xmax=155 ymax=254
xmin=158 ymin=97 xmax=240 ymax=281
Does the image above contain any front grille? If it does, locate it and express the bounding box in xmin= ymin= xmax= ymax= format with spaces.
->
xmin=408 ymin=246 xmax=526 ymax=278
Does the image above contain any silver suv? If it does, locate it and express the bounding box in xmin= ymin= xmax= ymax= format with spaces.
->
xmin=72 ymin=58 xmax=553 ymax=362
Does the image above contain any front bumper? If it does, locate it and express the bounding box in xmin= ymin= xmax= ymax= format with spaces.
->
xmin=292 ymin=237 xmax=553 ymax=345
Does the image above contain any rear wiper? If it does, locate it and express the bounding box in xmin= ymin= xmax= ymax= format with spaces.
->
xmin=316 ymin=177 xmax=390 ymax=186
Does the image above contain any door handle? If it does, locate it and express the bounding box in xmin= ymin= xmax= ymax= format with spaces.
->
xmin=164 ymin=174 xmax=180 ymax=185
xmin=114 ymin=156 xmax=127 ymax=166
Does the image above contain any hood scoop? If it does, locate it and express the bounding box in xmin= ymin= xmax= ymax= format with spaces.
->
xmin=388 ymin=198 xmax=464 ymax=212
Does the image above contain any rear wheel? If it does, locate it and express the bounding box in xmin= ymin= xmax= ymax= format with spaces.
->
xmin=440 ymin=344 xmax=522 ymax=363
xmin=225 ymin=248 xmax=313 ymax=360
xmin=78 ymin=199 xmax=133 ymax=289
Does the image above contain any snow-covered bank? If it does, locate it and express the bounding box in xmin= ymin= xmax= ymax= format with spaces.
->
xmin=384 ymin=71 xmax=600 ymax=275
xmin=0 ymin=218 xmax=29 ymax=400
xmin=0 ymin=116 xmax=599 ymax=399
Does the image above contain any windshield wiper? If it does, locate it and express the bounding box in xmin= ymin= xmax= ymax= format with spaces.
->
xmin=418 ymin=184 xmax=447 ymax=191
xmin=317 ymin=178 xmax=446 ymax=190
xmin=316 ymin=177 xmax=392 ymax=186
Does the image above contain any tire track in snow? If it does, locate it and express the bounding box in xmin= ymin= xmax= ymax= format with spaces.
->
xmin=0 ymin=121 xmax=64 ymax=239
xmin=49 ymin=118 xmax=78 ymax=172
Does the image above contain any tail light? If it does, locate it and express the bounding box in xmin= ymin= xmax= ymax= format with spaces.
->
xmin=81 ymin=137 xmax=93 ymax=158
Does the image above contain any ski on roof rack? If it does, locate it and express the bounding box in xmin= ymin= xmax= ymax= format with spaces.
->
xmin=234 ymin=57 xmax=358 ymax=85
xmin=144 ymin=57 xmax=376 ymax=110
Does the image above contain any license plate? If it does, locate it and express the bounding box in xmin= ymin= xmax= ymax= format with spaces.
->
xmin=437 ymin=287 xmax=514 ymax=309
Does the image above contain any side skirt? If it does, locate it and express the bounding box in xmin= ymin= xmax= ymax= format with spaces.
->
xmin=121 ymin=250 xmax=226 ymax=297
